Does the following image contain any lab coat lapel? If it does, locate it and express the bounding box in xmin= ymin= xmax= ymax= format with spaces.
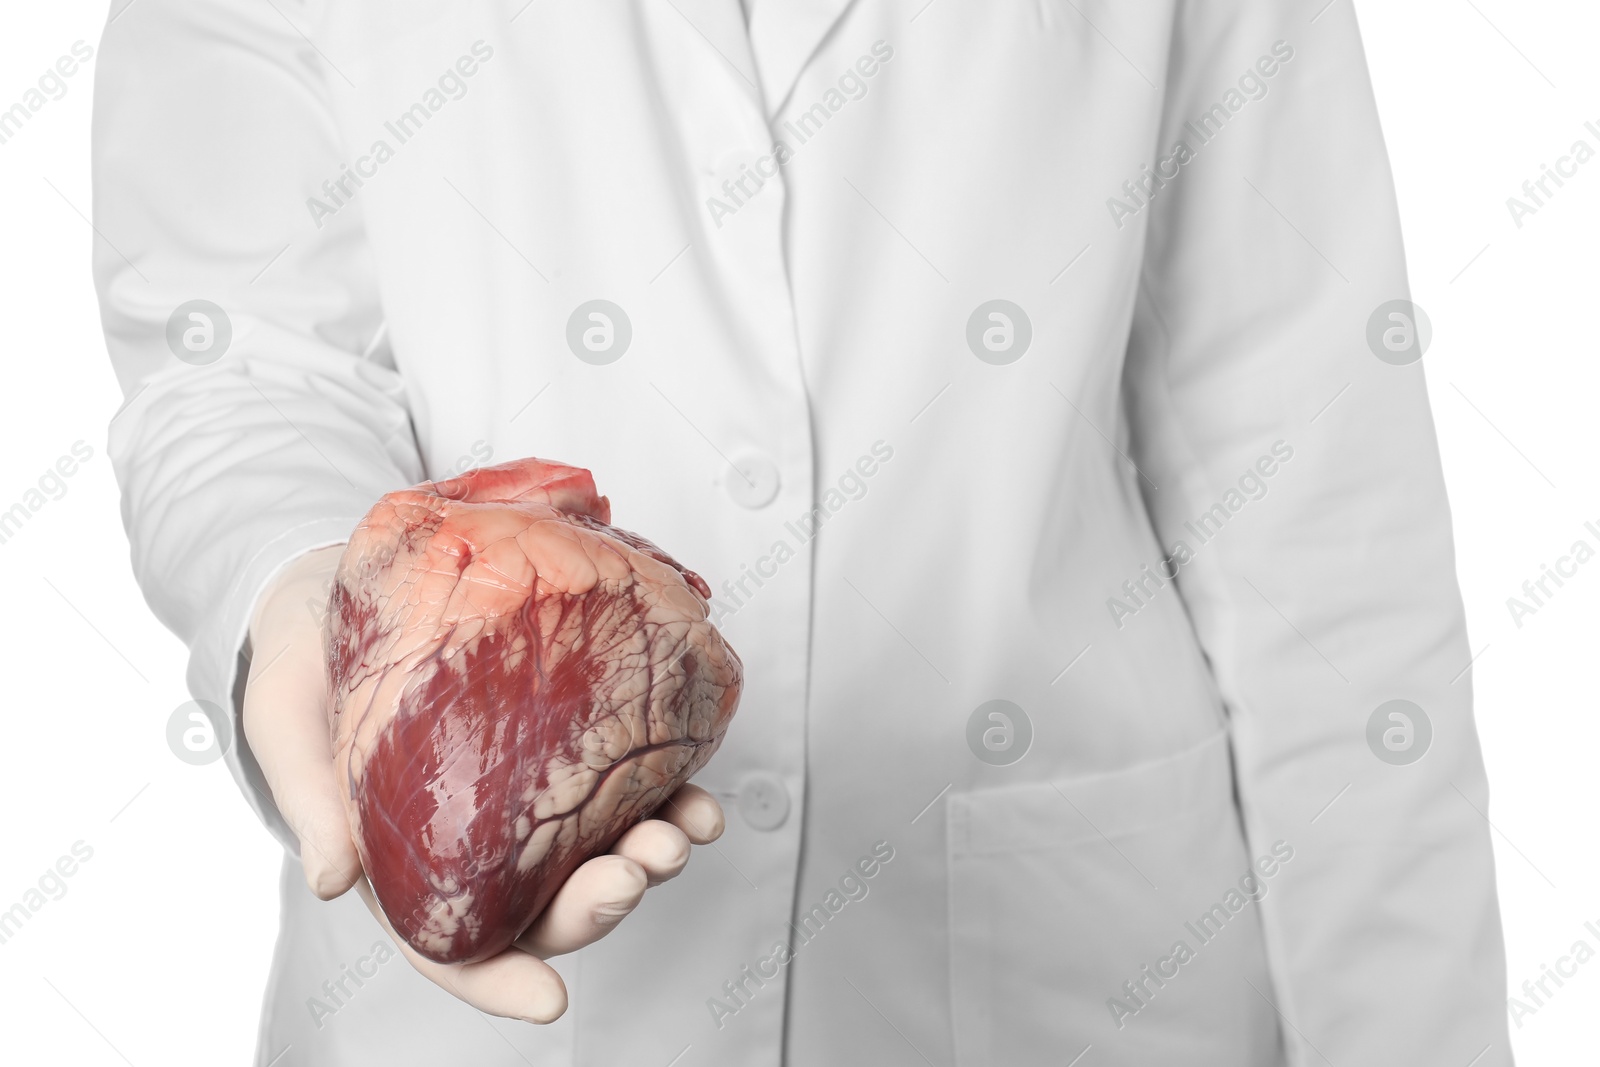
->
xmin=660 ymin=0 xmax=764 ymax=105
xmin=748 ymin=0 xmax=862 ymax=117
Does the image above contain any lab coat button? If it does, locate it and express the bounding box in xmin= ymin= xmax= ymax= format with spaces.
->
xmin=725 ymin=452 xmax=780 ymax=509
xmin=737 ymin=774 xmax=789 ymax=831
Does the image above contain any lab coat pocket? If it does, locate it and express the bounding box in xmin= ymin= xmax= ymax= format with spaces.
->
xmin=946 ymin=731 xmax=1283 ymax=1066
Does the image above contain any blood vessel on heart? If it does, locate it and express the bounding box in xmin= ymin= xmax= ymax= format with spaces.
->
xmin=325 ymin=457 xmax=742 ymax=964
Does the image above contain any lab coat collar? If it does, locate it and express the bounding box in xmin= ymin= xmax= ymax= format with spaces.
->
xmin=748 ymin=0 xmax=863 ymax=117
xmin=664 ymin=0 xmax=764 ymax=105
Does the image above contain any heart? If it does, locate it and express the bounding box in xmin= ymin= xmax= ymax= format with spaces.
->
xmin=325 ymin=458 xmax=742 ymax=964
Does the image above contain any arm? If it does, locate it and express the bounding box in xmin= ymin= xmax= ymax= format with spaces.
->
xmin=1122 ymin=3 xmax=1509 ymax=1063
xmin=93 ymin=0 xmax=421 ymax=848
xmin=93 ymin=0 xmax=722 ymax=1022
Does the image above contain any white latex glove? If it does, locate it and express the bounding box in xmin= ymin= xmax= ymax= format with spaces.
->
xmin=243 ymin=544 xmax=725 ymax=1023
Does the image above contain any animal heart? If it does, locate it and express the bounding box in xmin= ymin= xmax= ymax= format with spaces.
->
xmin=325 ymin=457 xmax=742 ymax=964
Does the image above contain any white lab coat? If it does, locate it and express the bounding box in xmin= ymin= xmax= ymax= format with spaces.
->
xmin=93 ymin=1 xmax=1512 ymax=1064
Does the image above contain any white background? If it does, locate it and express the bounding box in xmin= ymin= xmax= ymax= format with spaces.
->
xmin=0 ymin=1 xmax=1594 ymax=1063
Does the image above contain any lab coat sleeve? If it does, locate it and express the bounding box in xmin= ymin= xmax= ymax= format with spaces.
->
xmin=1121 ymin=4 xmax=1510 ymax=1065
xmin=92 ymin=0 xmax=424 ymax=850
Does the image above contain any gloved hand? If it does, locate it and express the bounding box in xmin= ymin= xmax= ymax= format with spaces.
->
xmin=243 ymin=544 xmax=726 ymax=1023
